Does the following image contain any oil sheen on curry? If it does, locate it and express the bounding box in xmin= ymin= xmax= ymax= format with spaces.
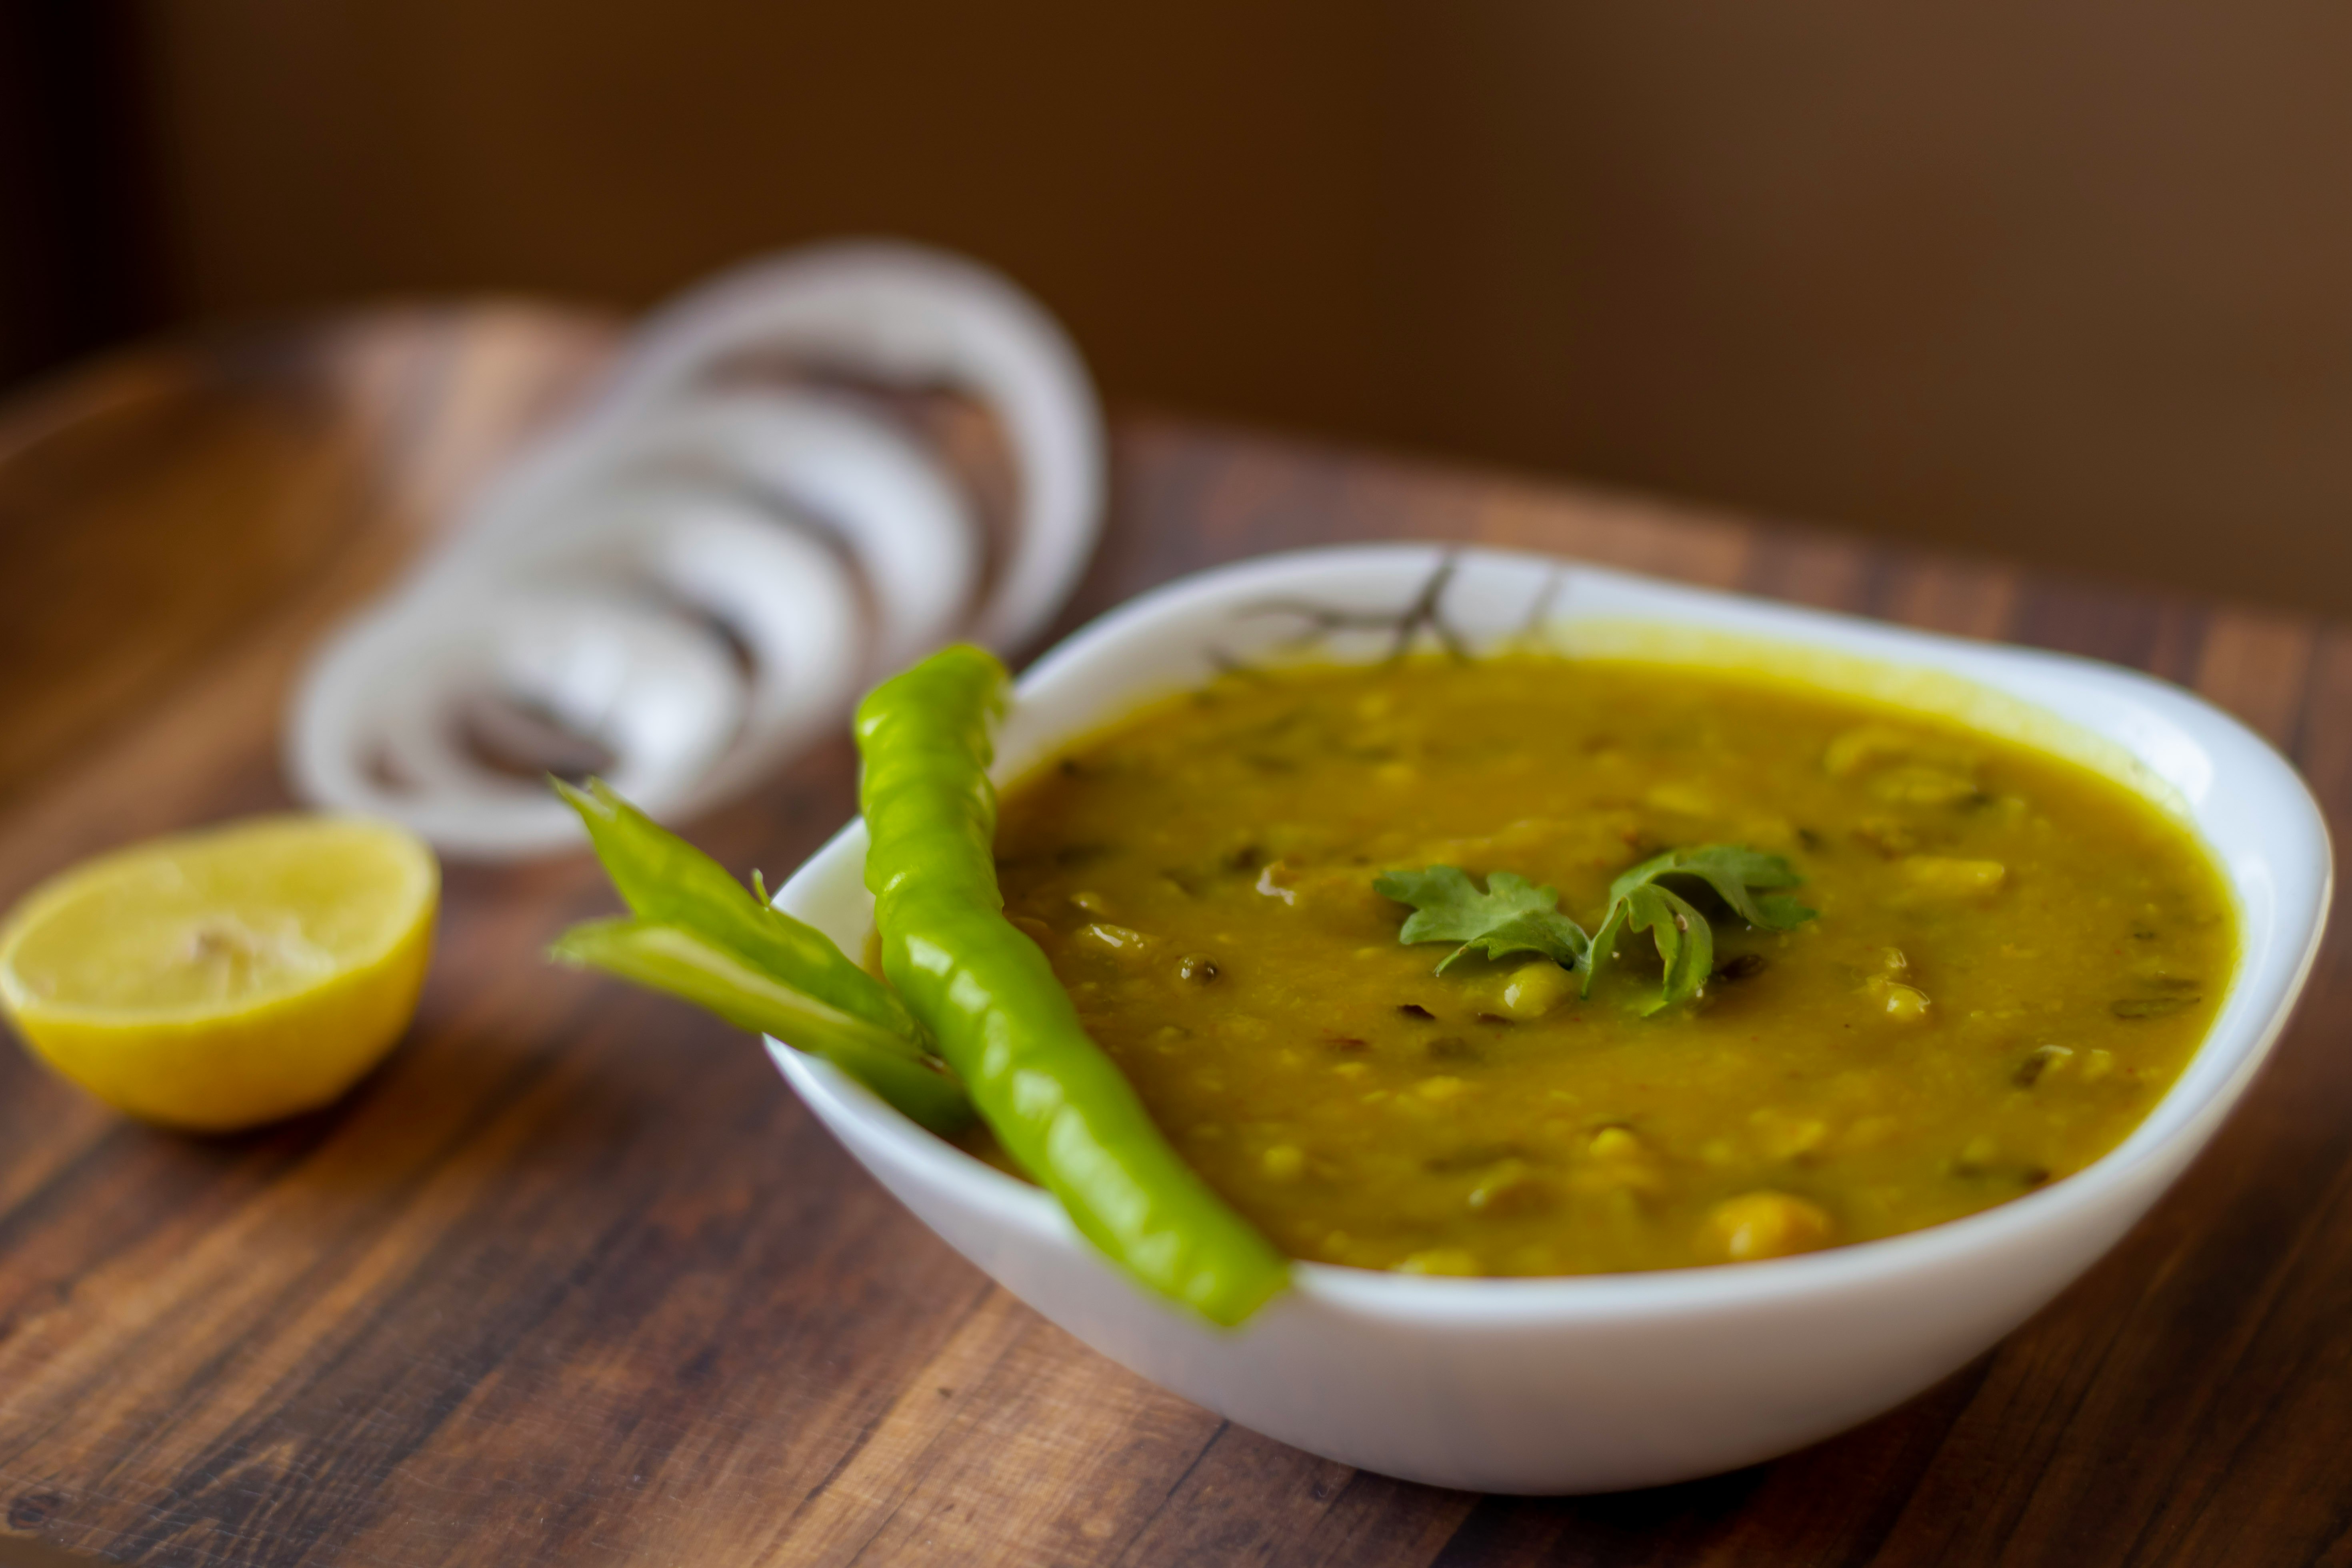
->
xmin=989 ymin=655 xmax=2234 ymax=1277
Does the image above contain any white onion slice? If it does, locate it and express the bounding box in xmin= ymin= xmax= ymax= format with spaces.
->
xmin=468 ymin=477 xmax=870 ymax=810
xmin=594 ymin=488 xmax=867 ymax=808
xmin=422 ymin=390 xmax=972 ymax=675
xmin=286 ymin=240 xmax=1106 ymax=858
xmin=590 ymin=240 xmax=1103 ymax=653
xmin=289 ymin=589 xmax=747 ymax=858
xmin=582 ymin=394 xmax=976 ymax=670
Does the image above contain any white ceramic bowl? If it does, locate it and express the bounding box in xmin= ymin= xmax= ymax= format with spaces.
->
xmin=767 ymin=544 xmax=2331 ymax=1494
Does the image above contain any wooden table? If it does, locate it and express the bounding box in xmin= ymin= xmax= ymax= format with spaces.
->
xmin=0 ymin=308 xmax=2344 ymax=1568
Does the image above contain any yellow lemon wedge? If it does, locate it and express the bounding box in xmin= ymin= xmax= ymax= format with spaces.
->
xmin=0 ymin=814 xmax=438 ymax=1132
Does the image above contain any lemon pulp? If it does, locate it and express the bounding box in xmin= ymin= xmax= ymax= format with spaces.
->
xmin=0 ymin=814 xmax=438 ymax=1131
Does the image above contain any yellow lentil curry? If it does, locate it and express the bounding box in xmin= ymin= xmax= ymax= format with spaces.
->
xmin=986 ymin=655 xmax=2233 ymax=1277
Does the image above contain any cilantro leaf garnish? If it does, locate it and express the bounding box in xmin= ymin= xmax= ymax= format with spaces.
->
xmin=1608 ymin=846 xmax=1816 ymax=932
xmin=1582 ymin=846 xmax=1815 ymax=1014
xmin=1378 ymin=845 xmax=1816 ymax=1014
xmin=1369 ymin=866 xmax=1591 ymax=974
xmin=1584 ymin=883 xmax=1709 ymax=1015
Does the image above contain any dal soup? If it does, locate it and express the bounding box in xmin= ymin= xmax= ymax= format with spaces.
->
xmin=989 ymin=656 xmax=2232 ymax=1276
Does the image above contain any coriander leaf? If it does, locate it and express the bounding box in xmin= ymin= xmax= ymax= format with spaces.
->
xmin=1607 ymin=845 xmax=1815 ymax=930
xmin=1620 ymin=883 xmax=1713 ymax=1014
xmin=1373 ymin=865 xmax=1591 ymax=974
xmin=1448 ymin=908 xmax=1593 ymax=974
xmin=1580 ymin=883 xmax=1714 ymax=1012
xmin=1586 ymin=843 xmax=1816 ymax=1011
xmin=1580 ymin=900 xmax=1628 ymax=1002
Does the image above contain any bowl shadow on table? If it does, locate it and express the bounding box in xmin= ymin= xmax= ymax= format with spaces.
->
xmin=1426 ymin=1354 xmax=1990 ymax=1556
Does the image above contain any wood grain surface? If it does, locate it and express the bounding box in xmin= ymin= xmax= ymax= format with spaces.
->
xmin=0 ymin=309 xmax=2346 ymax=1568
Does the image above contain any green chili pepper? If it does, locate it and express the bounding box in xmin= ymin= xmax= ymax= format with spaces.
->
xmin=856 ymin=644 xmax=1289 ymax=1326
xmin=548 ymin=778 xmax=975 ymax=1136
xmin=550 ymin=917 xmax=972 ymax=1135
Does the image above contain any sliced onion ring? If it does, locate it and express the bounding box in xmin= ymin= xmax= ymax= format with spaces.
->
xmin=289 ymin=588 xmax=747 ymax=859
xmin=580 ymin=393 xmax=976 ymax=671
xmin=590 ymin=240 xmax=1102 ymax=653
xmin=286 ymin=240 xmax=1106 ymax=858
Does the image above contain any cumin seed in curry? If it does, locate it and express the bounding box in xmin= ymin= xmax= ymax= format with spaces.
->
xmin=991 ymin=656 xmax=2234 ymax=1277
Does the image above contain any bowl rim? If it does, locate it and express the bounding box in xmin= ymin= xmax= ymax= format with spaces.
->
xmin=773 ymin=541 xmax=2334 ymax=1324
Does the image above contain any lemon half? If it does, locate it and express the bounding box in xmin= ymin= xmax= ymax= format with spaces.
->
xmin=0 ymin=814 xmax=438 ymax=1131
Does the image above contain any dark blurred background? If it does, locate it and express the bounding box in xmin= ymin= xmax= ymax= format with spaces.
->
xmin=4 ymin=0 xmax=2348 ymax=612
